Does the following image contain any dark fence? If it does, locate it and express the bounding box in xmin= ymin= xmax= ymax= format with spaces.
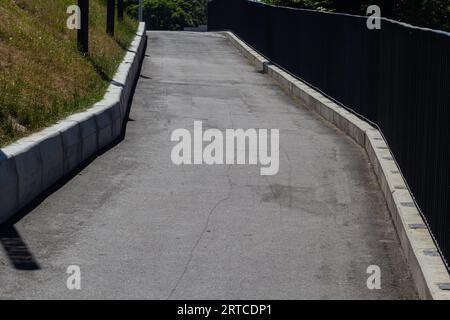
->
xmin=78 ymin=0 xmax=89 ymax=53
xmin=76 ymin=0 xmax=126 ymax=53
xmin=208 ymin=0 xmax=450 ymax=267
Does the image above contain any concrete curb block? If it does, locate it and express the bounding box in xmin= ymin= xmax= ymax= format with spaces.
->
xmin=223 ymin=31 xmax=450 ymax=300
xmin=226 ymin=32 xmax=269 ymax=73
xmin=0 ymin=22 xmax=147 ymax=225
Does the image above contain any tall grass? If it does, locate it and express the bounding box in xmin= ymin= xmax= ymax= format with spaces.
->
xmin=0 ymin=0 xmax=138 ymax=146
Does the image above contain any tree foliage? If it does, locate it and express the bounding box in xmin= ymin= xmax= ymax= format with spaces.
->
xmin=124 ymin=0 xmax=207 ymax=30
xmin=264 ymin=0 xmax=335 ymax=11
xmin=264 ymin=0 xmax=450 ymax=31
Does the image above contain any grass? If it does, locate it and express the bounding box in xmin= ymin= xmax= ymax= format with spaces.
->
xmin=0 ymin=0 xmax=138 ymax=146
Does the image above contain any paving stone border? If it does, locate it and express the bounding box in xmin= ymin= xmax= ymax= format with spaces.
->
xmin=0 ymin=23 xmax=147 ymax=225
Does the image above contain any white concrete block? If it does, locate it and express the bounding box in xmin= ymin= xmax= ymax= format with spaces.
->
xmin=31 ymin=128 xmax=64 ymax=190
xmin=56 ymin=120 xmax=82 ymax=175
xmin=0 ymin=149 xmax=19 ymax=223
xmin=10 ymin=140 xmax=43 ymax=209
xmin=92 ymin=105 xmax=114 ymax=149
xmin=67 ymin=112 xmax=98 ymax=161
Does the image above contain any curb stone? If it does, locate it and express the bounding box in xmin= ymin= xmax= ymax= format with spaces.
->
xmin=0 ymin=22 xmax=147 ymax=224
xmin=223 ymin=31 xmax=450 ymax=300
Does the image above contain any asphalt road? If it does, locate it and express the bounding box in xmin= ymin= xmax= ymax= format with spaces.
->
xmin=0 ymin=31 xmax=417 ymax=299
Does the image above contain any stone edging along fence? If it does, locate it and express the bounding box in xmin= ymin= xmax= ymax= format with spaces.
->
xmin=0 ymin=22 xmax=147 ymax=225
xmin=223 ymin=31 xmax=450 ymax=300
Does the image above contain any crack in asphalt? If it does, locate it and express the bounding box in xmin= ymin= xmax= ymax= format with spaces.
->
xmin=282 ymin=147 xmax=293 ymax=210
xmin=167 ymin=165 xmax=233 ymax=299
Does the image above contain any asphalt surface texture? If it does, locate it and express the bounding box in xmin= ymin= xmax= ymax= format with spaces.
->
xmin=0 ymin=31 xmax=417 ymax=299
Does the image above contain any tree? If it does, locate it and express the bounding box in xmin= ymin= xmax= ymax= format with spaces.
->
xmin=388 ymin=0 xmax=450 ymax=31
xmin=124 ymin=0 xmax=207 ymax=30
xmin=263 ymin=0 xmax=450 ymax=31
xmin=264 ymin=0 xmax=335 ymax=11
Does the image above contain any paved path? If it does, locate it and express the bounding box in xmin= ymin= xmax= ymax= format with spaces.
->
xmin=0 ymin=32 xmax=417 ymax=299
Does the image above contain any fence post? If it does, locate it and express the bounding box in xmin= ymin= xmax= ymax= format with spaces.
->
xmin=139 ymin=0 xmax=143 ymax=22
xmin=106 ymin=0 xmax=115 ymax=36
xmin=78 ymin=0 xmax=89 ymax=53
xmin=117 ymin=0 xmax=124 ymax=22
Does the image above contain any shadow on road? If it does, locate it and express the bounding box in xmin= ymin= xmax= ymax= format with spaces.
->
xmin=0 ymin=224 xmax=40 ymax=271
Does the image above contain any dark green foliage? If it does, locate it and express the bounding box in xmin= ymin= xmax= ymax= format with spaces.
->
xmin=125 ymin=0 xmax=207 ymax=30
xmin=264 ymin=0 xmax=450 ymax=31
xmin=382 ymin=0 xmax=449 ymax=31
xmin=264 ymin=0 xmax=335 ymax=11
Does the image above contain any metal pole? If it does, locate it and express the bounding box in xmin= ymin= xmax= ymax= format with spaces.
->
xmin=78 ymin=0 xmax=89 ymax=53
xmin=106 ymin=0 xmax=115 ymax=36
xmin=117 ymin=0 xmax=124 ymax=22
xmin=139 ymin=0 xmax=143 ymax=22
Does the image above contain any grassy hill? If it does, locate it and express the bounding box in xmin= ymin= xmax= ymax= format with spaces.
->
xmin=0 ymin=0 xmax=138 ymax=146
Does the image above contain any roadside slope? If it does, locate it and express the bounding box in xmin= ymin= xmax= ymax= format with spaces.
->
xmin=0 ymin=0 xmax=137 ymax=146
